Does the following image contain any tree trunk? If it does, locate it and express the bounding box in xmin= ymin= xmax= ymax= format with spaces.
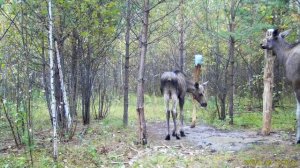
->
xmin=262 ymin=29 xmax=275 ymax=135
xmin=220 ymin=94 xmax=226 ymax=120
xmin=136 ymin=0 xmax=149 ymax=145
xmin=98 ymin=57 xmax=109 ymax=119
xmin=48 ymin=0 xmax=58 ymax=161
xmin=123 ymin=0 xmax=131 ymax=127
xmin=228 ymin=0 xmax=236 ymax=125
xmin=178 ymin=0 xmax=185 ymax=72
xmin=54 ymin=49 xmax=65 ymax=133
xmin=41 ymin=35 xmax=52 ymax=122
xmin=55 ymin=41 xmax=72 ymax=130
xmin=82 ymin=42 xmax=92 ymax=125
xmin=70 ymin=29 xmax=79 ymax=118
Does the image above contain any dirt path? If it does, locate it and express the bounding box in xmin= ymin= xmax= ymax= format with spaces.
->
xmin=147 ymin=121 xmax=294 ymax=152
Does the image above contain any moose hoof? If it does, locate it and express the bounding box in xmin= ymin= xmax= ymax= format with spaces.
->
xmin=165 ymin=134 xmax=171 ymax=140
xmin=180 ymin=131 xmax=186 ymax=137
xmin=142 ymin=138 xmax=147 ymax=145
xmin=172 ymin=131 xmax=176 ymax=137
xmin=297 ymin=139 xmax=300 ymax=144
xmin=175 ymin=134 xmax=180 ymax=140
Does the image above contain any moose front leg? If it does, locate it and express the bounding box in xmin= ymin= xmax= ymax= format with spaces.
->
xmin=296 ymin=90 xmax=300 ymax=144
xmin=297 ymin=100 xmax=300 ymax=144
xmin=190 ymin=99 xmax=197 ymax=128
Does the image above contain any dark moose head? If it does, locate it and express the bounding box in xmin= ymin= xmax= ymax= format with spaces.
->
xmin=260 ymin=29 xmax=291 ymax=50
xmin=192 ymin=81 xmax=208 ymax=108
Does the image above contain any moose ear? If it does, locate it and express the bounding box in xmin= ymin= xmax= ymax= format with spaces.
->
xmin=280 ymin=29 xmax=291 ymax=38
xmin=194 ymin=82 xmax=199 ymax=89
xmin=272 ymin=29 xmax=280 ymax=37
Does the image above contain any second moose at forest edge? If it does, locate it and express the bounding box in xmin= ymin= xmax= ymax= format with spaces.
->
xmin=261 ymin=29 xmax=300 ymax=144
xmin=160 ymin=70 xmax=208 ymax=140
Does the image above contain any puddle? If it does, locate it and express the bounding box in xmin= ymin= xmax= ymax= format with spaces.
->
xmin=148 ymin=122 xmax=293 ymax=152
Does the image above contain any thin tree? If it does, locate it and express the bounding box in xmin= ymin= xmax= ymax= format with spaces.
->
xmin=48 ymin=0 xmax=58 ymax=161
xmin=228 ymin=0 xmax=239 ymax=125
xmin=55 ymin=41 xmax=72 ymax=130
xmin=70 ymin=29 xmax=79 ymax=118
xmin=123 ymin=0 xmax=131 ymax=127
xmin=136 ymin=0 xmax=149 ymax=145
xmin=0 ymin=98 xmax=20 ymax=148
xmin=178 ymin=0 xmax=185 ymax=72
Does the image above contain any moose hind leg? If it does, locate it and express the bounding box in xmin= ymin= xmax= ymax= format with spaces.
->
xmin=164 ymin=95 xmax=171 ymax=140
xmin=165 ymin=110 xmax=171 ymax=140
xmin=171 ymin=111 xmax=180 ymax=139
xmin=171 ymin=94 xmax=180 ymax=139
xmin=179 ymin=97 xmax=185 ymax=137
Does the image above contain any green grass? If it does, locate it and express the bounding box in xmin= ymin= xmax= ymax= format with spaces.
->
xmin=206 ymin=96 xmax=296 ymax=132
xmin=1 ymin=93 xmax=299 ymax=167
xmin=108 ymin=94 xmax=168 ymax=122
xmin=27 ymin=93 xmax=295 ymax=132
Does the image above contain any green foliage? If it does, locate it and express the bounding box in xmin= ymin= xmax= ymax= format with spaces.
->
xmin=210 ymin=106 xmax=295 ymax=133
xmin=1 ymin=93 xmax=299 ymax=167
xmin=1 ymin=0 xmax=300 ymax=166
xmin=0 ymin=155 xmax=27 ymax=168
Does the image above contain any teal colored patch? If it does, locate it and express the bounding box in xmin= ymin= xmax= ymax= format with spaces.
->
xmin=195 ymin=54 xmax=203 ymax=65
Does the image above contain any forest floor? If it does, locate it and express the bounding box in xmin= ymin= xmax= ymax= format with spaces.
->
xmin=2 ymin=120 xmax=300 ymax=167
xmin=148 ymin=121 xmax=294 ymax=152
xmin=145 ymin=121 xmax=300 ymax=167
xmin=1 ymin=95 xmax=300 ymax=167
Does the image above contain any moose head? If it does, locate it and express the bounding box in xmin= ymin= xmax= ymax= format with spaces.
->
xmin=192 ymin=81 xmax=208 ymax=108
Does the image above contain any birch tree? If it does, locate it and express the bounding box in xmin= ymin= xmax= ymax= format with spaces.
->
xmin=55 ymin=41 xmax=72 ymax=130
xmin=48 ymin=0 xmax=58 ymax=160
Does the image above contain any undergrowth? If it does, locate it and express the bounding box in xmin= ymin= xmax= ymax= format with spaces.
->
xmin=0 ymin=93 xmax=298 ymax=167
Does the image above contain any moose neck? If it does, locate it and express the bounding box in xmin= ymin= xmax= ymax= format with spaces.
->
xmin=273 ymin=39 xmax=291 ymax=65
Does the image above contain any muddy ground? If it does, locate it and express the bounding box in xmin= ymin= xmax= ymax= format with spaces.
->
xmin=147 ymin=121 xmax=295 ymax=152
xmin=1 ymin=121 xmax=300 ymax=167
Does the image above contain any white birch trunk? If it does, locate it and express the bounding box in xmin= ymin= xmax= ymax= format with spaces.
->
xmin=55 ymin=41 xmax=72 ymax=129
xmin=48 ymin=0 xmax=58 ymax=160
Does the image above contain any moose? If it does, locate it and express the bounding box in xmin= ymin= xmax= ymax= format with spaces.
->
xmin=160 ymin=70 xmax=208 ymax=140
xmin=261 ymin=29 xmax=300 ymax=144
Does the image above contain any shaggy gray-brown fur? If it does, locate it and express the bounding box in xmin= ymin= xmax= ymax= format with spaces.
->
xmin=160 ymin=70 xmax=208 ymax=140
xmin=261 ymin=29 xmax=300 ymax=143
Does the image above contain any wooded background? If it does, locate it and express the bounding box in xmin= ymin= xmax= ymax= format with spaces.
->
xmin=1 ymin=0 xmax=300 ymax=164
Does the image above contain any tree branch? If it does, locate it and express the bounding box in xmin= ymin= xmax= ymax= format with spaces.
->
xmin=149 ymin=4 xmax=179 ymax=25
xmin=149 ymin=0 xmax=166 ymax=12
xmin=0 ymin=12 xmax=18 ymax=41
